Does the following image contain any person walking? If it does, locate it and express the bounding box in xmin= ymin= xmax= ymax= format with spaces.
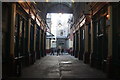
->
xmin=50 ymin=48 xmax=54 ymax=55
xmin=61 ymin=48 xmax=64 ymax=55
xmin=57 ymin=48 xmax=60 ymax=56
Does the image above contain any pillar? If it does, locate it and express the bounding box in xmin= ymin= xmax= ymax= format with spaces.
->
xmin=42 ymin=31 xmax=45 ymax=56
xmin=41 ymin=30 xmax=44 ymax=57
xmin=84 ymin=24 xmax=89 ymax=63
xmin=33 ymin=23 xmax=37 ymax=62
xmin=37 ymin=28 xmax=41 ymax=59
xmin=74 ymin=32 xmax=77 ymax=58
xmin=78 ymin=28 xmax=80 ymax=60
xmin=107 ymin=5 xmax=112 ymax=61
xmin=10 ymin=3 xmax=16 ymax=58
xmin=44 ymin=32 xmax=46 ymax=56
xmin=39 ymin=29 xmax=41 ymax=58
xmin=75 ymin=31 xmax=78 ymax=58
xmin=106 ymin=4 xmax=113 ymax=78
xmin=72 ymin=33 xmax=75 ymax=56
xmin=9 ymin=3 xmax=16 ymax=76
xmin=26 ymin=12 xmax=31 ymax=65
xmin=90 ymin=14 xmax=94 ymax=66
xmin=0 ymin=2 xmax=2 ymax=79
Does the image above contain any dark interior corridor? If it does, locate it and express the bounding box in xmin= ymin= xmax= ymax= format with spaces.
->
xmin=1 ymin=1 xmax=120 ymax=79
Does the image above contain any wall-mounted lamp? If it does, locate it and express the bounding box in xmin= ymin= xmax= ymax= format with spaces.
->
xmin=106 ymin=14 xmax=110 ymax=19
xmin=46 ymin=0 xmax=49 ymax=2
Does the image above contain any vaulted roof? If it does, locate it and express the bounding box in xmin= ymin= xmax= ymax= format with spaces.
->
xmin=36 ymin=2 xmax=73 ymax=13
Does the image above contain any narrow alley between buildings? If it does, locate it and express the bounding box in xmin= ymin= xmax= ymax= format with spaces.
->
xmin=2 ymin=1 xmax=120 ymax=80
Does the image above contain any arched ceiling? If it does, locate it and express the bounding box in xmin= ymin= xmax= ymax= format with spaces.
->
xmin=35 ymin=2 xmax=73 ymax=20
xmin=46 ymin=2 xmax=73 ymax=13
xmin=36 ymin=2 xmax=73 ymax=13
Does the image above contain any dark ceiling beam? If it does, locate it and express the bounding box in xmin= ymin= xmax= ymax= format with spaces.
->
xmin=47 ymin=3 xmax=73 ymax=13
xmin=36 ymin=2 xmax=73 ymax=13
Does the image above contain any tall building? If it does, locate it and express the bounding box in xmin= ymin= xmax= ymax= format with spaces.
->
xmin=56 ymin=14 xmax=73 ymax=49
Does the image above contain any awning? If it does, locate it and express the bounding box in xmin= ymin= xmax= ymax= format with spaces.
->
xmin=46 ymin=31 xmax=54 ymax=38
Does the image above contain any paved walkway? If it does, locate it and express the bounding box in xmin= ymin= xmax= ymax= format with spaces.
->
xmin=20 ymin=54 xmax=106 ymax=78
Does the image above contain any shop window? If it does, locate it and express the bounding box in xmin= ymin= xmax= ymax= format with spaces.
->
xmin=99 ymin=17 xmax=104 ymax=34
xmin=96 ymin=22 xmax=99 ymax=36
xmin=14 ymin=13 xmax=19 ymax=57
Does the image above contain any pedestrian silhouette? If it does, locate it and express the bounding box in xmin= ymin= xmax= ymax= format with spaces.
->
xmin=57 ymin=48 xmax=60 ymax=56
xmin=61 ymin=48 xmax=64 ymax=55
xmin=50 ymin=48 xmax=54 ymax=55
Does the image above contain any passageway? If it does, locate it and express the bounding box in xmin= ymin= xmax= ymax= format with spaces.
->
xmin=21 ymin=54 xmax=106 ymax=78
xmin=2 ymin=1 xmax=120 ymax=79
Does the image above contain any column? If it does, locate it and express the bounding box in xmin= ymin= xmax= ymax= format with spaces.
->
xmin=72 ymin=33 xmax=75 ymax=56
xmin=27 ymin=13 xmax=31 ymax=65
xmin=39 ymin=29 xmax=41 ymax=58
xmin=78 ymin=28 xmax=81 ymax=60
xmin=107 ymin=4 xmax=113 ymax=78
xmin=33 ymin=23 xmax=37 ymax=61
xmin=41 ymin=30 xmax=44 ymax=57
xmin=10 ymin=3 xmax=16 ymax=58
xmin=44 ymin=32 xmax=46 ymax=56
xmin=42 ymin=31 xmax=45 ymax=56
xmin=90 ymin=15 xmax=94 ymax=66
xmin=28 ymin=16 xmax=31 ymax=55
xmin=107 ymin=5 xmax=112 ymax=60
xmin=74 ymin=32 xmax=76 ymax=58
xmin=9 ymin=3 xmax=17 ymax=76
xmin=0 ymin=2 xmax=2 ymax=79
xmin=84 ymin=24 xmax=89 ymax=63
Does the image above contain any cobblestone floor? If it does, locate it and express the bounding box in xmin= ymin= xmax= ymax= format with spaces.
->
xmin=20 ymin=53 xmax=106 ymax=79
